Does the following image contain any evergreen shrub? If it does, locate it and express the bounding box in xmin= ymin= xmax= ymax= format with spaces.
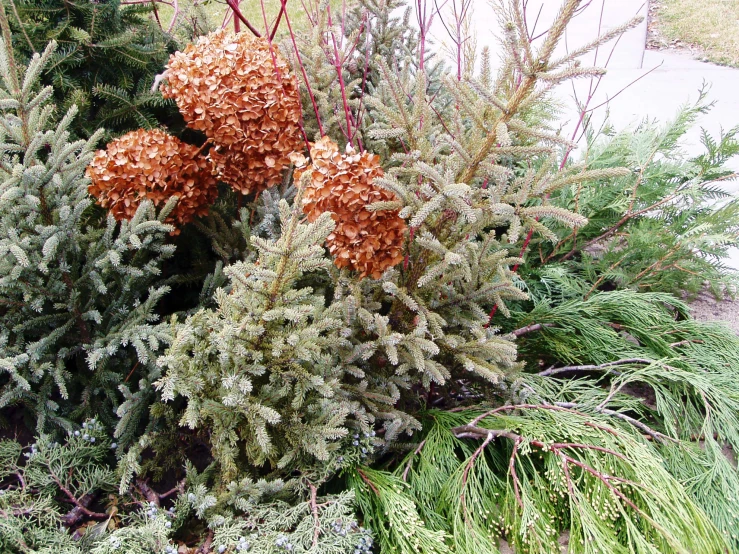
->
xmin=2 ymin=0 xmax=739 ymax=552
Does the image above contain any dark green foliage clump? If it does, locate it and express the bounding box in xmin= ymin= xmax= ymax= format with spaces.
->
xmin=5 ymin=0 xmax=180 ymax=138
xmin=0 ymin=420 xmax=369 ymax=554
xmin=0 ymin=31 xmax=175 ymax=438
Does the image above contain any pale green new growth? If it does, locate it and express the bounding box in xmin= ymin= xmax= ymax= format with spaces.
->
xmin=157 ymin=177 xmax=412 ymax=483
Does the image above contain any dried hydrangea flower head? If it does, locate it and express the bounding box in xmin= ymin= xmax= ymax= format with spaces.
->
xmin=297 ymin=137 xmax=406 ymax=279
xmin=86 ymin=129 xmax=218 ymax=233
xmin=160 ymin=29 xmax=304 ymax=195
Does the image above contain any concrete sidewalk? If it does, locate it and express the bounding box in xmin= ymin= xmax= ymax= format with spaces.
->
xmin=457 ymin=0 xmax=649 ymax=69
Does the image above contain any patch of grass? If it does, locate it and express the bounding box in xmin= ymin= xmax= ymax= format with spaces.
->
xmin=655 ymin=0 xmax=739 ymax=67
xmin=154 ymin=0 xmax=328 ymax=38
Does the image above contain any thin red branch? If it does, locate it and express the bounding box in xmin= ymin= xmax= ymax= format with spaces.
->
xmin=270 ymin=0 xmax=288 ymax=40
xmin=166 ymin=0 xmax=179 ymax=34
xmin=550 ymin=442 xmax=628 ymax=461
xmin=356 ymin=469 xmax=379 ymax=495
xmin=583 ymin=62 xmax=662 ymax=115
xmin=282 ymin=3 xmax=324 ymax=138
xmin=460 ymin=432 xmax=493 ymax=526
xmin=556 ymin=402 xmax=674 ymax=443
xmin=149 ymin=0 xmax=163 ymax=30
xmin=559 ymin=192 xmax=680 ymax=262
xmin=561 ymin=454 xmax=646 ymax=515
xmin=123 ymin=361 xmax=140 ymax=384
xmin=560 ymin=453 xmax=576 ymax=498
xmin=327 ymin=5 xmax=355 ymax=147
xmin=158 ymin=481 xmax=185 ymax=499
xmin=509 ymin=439 xmax=524 ymax=509
xmin=225 ymin=0 xmax=262 ymax=37
xmin=486 ymin=6 xmax=648 ymax=326
xmin=259 ymin=0 xmax=272 ymax=36
xmin=451 ymin=419 xmax=667 ymax=529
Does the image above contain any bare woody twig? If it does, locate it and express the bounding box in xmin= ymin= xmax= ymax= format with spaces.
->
xmin=464 ymin=402 xmax=671 ymax=443
xmin=537 ymin=357 xmax=653 ymax=377
xmin=196 ymin=530 xmax=214 ymax=554
xmin=135 ymin=477 xmax=187 ymax=507
xmin=61 ymin=492 xmax=106 ymax=526
xmin=48 ymin=465 xmax=108 ymax=526
xmin=309 ymin=483 xmax=321 ymax=549
xmin=136 ymin=478 xmax=160 ymax=506
xmin=402 ymin=439 xmax=427 ymax=481
xmin=510 ymin=322 xmax=555 ymax=337
xmin=554 ymin=402 xmax=675 ymax=443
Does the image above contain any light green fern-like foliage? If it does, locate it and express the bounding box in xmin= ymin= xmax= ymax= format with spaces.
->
xmin=504 ymin=290 xmax=739 ymax=548
xmin=375 ymin=408 xmax=728 ymax=554
xmin=349 ymin=466 xmax=449 ymax=554
xmin=0 ymin=28 xmax=174 ymax=438
xmin=352 ymin=290 xmax=739 ymax=553
xmin=538 ymin=92 xmax=739 ymax=297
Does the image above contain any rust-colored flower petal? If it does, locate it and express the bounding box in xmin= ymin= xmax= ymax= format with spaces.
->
xmin=297 ymin=137 xmax=406 ymax=279
xmin=86 ymin=129 xmax=218 ymax=233
xmin=161 ymin=30 xmax=304 ymax=196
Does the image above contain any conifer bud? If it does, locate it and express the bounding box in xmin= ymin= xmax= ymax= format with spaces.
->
xmin=296 ymin=137 xmax=406 ymax=279
xmin=86 ymin=129 xmax=218 ymax=232
xmin=160 ymin=29 xmax=304 ymax=195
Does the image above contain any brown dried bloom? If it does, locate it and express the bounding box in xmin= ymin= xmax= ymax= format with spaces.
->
xmin=86 ymin=129 xmax=218 ymax=232
xmin=160 ymin=29 xmax=304 ymax=195
xmin=208 ymin=143 xmax=290 ymax=195
xmin=298 ymin=137 xmax=406 ymax=279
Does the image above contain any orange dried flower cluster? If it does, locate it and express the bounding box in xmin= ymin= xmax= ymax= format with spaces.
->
xmin=86 ymin=129 xmax=218 ymax=232
xmin=160 ymin=29 xmax=304 ymax=195
xmin=297 ymin=137 xmax=406 ymax=279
